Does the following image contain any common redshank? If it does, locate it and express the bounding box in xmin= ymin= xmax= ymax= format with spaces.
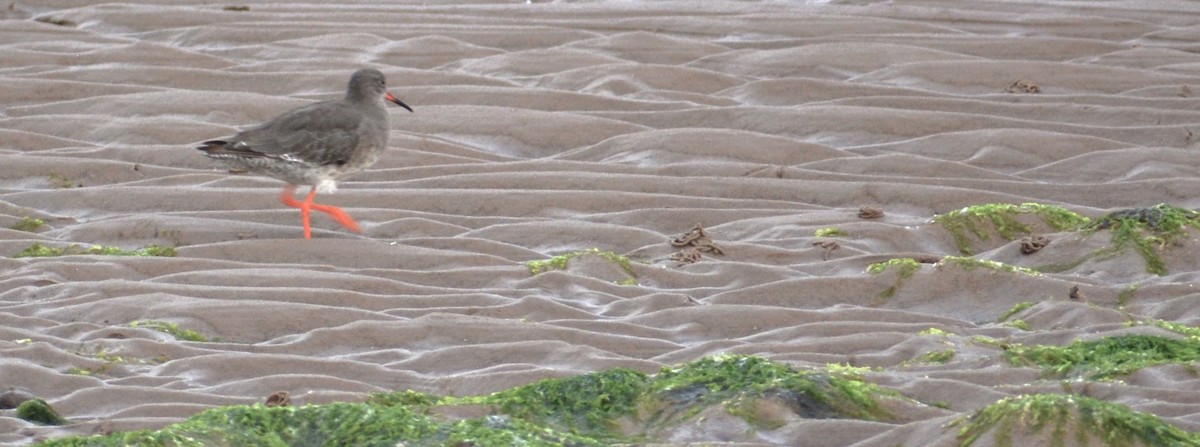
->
xmin=197 ymin=68 xmax=412 ymax=239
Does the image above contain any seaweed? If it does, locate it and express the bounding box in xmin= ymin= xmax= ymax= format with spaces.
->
xmin=36 ymin=355 xmax=902 ymax=446
xmin=67 ymin=345 xmax=169 ymax=377
xmin=525 ymin=248 xmax=638 ymax=285
xmin=867 ymin=257 xmax=921 ymax=300
xmin=1116 ymin=283 xmax=1140 ymax=307
xmin=1088 ymin=204 xmax=1200 ymax=276
xmin=485 ymin=367 xmax=648 ymax=435
xmin=129 ymin=320 xmax=208 ymax=342
xmin=814 ymin=227 xmax=848 ymax=237
xmin=933 ymin=203 xmax=1089 ymax=255
xmin=956 ymin=394 xmax=1197 ymax=447
xmin=919 ymin=327 xmax=951 ymax=337
xmin=1125 ymin=319 xmax=1200 ymax=340
xmin=47 ymin=173 xmax=79 ymax=188
xmin=17 ymin=399 xmax=68 ymax=426
xmin=1003 ymin=334 xmax=1200 ymax=379
xmin=34 ymin=399 xmax=598 ymax=447
xmin=913 ymin=350 xmax=955 ymax=364
xmin=9 ymin=217 xmax=45 ymax=232
xmin=1004 ymin=320 xmax=1032 ymax=331
xmin=998 ymin=301 xmax=1035 ymax=323
xmin=14 ymin=243 xmax=176 ymax=258
xmin=937 ymin=256 xmax=1040 ymax=277
xmin=643 ymin=355 xmax=895 ymax=427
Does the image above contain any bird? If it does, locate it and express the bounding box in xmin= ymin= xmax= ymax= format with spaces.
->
xmin=196 ymin=68 xmax=413 ymax=239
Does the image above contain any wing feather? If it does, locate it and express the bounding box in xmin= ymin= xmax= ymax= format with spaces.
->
xmin=210 ymin=100 xmax=364 ymax=166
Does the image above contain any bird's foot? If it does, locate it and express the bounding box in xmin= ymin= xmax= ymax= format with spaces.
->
xmin=279 ymin=185 xmax=360 ymax=239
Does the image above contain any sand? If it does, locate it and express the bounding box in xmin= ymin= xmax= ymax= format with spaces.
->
xmin=2 ymin=0 xmax=1200 ymax=445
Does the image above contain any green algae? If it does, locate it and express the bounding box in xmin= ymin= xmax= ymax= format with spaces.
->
xmin=867 ymin=257 xmax=921 ymax=300
xmin=365 ymin=389 xmax=437 ymax=408
xmin=955 ymin=393 xmax=1198 ymax=447
xmin=970 ymin=335 xmax=1006 ymax=350
xmin=934 ymin=203 xmax=1090 ymax=255
xmin=35 ymin=401 xmax=601 ymax=447
xmin=48 ymin=173 xmax=78 ymax=189
xmin=1005 ymin=320 xmax=1032 ymax=331
xmin=69 ymin=347 xmax=130 ymax=377
xmin=924 ymin=201 xmax=1197 ymax=274
xmin=868 ymin=257 xmax=1037 ymax=304
xmin=1003 ymin=334 xmax=1200 ymax=380
xmin=442 ymin=415 xmax=605 ymax=447
xmin=485 ymin=367 xmax=649 ymax=435
xmin=650 ymin=355 xmax=893 ymax=421
xmin=919 ymin=327 xmax=951 ymax=337
xmin=867 ymin=257 xmax=921 ymax=276
xmin=814 ymin=227 xmax=848 ymax=237
xmin=1124 ymin=319 xmax=1200 ymax=340
xmin=67 ymin=344 xmax=171 ymax=377
xmin=867 ymin=256 xmax=1037 ymax=306
xmin=914 ymin=350 xmax=956 ymax=364
xmin=474 ymin=354 xmax=896 ymax=437
xmin=1117 ymin=283 xmax=1140 ymax=307
xmin=35 ymin=355 xmax=902 ymax=447
xmin=1153 ymin=321 xmax=1200 ymax=339
xmin=998 ymin=301 xmax=1035 ymax=323
xmin=824 ymin=362 xmax=874 ymax=378
xmin=17 ymin=399 xmax=68 ymax=426
xmin=525 ymin=248 xmax=638 ymax=285
xmin=1088 ymin=204 xmax=1200 ymax=276
xmin=10 ymin=217 xmax=45 ymax=232
xmin=129 ymin=320 xmax=208 ymax=342
xmin=937 ymin=256 xmax=1041 ymax=276
xmin=14 ymin=243 xmax=176 ymax=258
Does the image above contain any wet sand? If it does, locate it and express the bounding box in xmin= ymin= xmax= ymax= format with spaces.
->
xmin=2 ymin=1 xmax=1200 ymax=445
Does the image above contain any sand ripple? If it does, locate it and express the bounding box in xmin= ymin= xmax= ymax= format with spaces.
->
xmin=3 ymin=1 xmax=1200 ymax=445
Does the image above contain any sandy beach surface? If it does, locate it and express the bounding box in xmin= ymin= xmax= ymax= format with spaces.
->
xmin=3 ymin=0 xmax=1200 ymax=445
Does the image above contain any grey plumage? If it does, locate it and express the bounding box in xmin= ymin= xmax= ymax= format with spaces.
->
xmin=197 ymin=68 xmax=412 ymax=193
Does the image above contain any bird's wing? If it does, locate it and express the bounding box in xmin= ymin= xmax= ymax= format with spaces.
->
xmin=222 ymin=101 xmax=364 ymax=166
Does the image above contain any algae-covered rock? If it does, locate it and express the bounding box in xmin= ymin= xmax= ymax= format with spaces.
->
xmin=34 ymin=402 xmax=600 ymax=447
xmin=33 ymin=355 xmax=908 ymax=447
xmin=645 ymin=354 xmax=896 ymax=423
xmin=1003 ymin=334 xmax=1200 ymax=380
xmin=956 ymin=394 xmax=1197 ymax=447
xmin=1088 ymin=204 xmax=1200 ymax=276
xmin=933 ymin=203 xmax=1089 ymax=255
xmin=17 ymin=399 xmax=67 ymax=426
xmin=417 ymin=354 xmax=901 ymax=440
xmin=486 ymin=366 xmax=648 ymax=434
xmin=934 ymin=203 xmax=1200 ymax=276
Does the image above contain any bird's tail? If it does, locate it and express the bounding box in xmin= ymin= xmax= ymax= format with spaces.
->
xmin=196 ymin=140 xmax=229 ymax=154
xmin=196 ymin=140 xmax=251 ymax=173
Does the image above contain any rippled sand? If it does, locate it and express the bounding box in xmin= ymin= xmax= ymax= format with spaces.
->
xmin=3 ymin=1 xmax=1200 ymax=445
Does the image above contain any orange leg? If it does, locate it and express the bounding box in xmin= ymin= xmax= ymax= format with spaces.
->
xmin=279 ymin=185 xmax=361 ymax=239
